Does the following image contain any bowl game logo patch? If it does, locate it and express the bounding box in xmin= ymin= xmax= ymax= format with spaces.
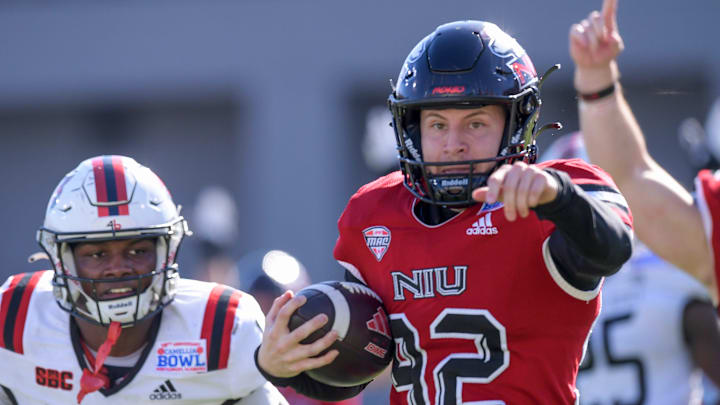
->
xmin=155 ymin=340 xmax=208 ymax=373
xmin=363 ymin=226 xmax=391 ymax=261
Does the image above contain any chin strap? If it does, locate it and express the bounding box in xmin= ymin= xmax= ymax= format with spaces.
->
xmin=77 ymin=321 xmax=122 ymax=404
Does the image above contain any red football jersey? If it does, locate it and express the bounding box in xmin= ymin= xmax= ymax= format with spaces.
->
xmin=334 ymin=159 xmax=632 ymax=405
xmin=695 ymin=169 xmax=720 ymax=302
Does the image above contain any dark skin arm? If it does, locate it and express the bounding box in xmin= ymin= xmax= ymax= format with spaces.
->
xmin=684 ymin=299 xmax=720 ymax=387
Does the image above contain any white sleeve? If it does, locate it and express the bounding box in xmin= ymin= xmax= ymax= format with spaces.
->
xmin=228 ymin=293 xmax=271 ymax=398
xmin=0 ymin=385 xmax=15 ymax=405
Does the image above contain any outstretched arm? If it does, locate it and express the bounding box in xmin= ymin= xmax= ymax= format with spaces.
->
xmin=473 ymin=162 xmax=633 ymax=289
xmin=570 ymin=0 xmax=712 ymax=280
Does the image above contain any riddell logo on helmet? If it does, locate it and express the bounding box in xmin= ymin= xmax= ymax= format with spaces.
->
xmin=440 ymin=178 xmax=469 ymax=187
xmin=108 ymin=301 xmax=133 ymax=310
xmin=432 ymin=86 xmax=465 ymax=95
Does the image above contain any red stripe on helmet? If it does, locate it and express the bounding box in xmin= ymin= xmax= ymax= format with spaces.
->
xmin=92 ymin=158 xmax=110 ymax=217
xmin=111 ymin=156 xmax=129 ymax=215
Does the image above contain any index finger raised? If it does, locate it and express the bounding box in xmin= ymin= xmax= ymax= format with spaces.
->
xmin=601 ymin=0 xmax=618 ymax=32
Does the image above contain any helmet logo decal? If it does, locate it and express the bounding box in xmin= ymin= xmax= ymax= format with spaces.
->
xmin=481 ymin=23 xmax=537 ymax=88
xmin=91 ymin=156 xmax=130 ymax=217
xmin=509 ymin=54 xmax=537 ymax=87
xmin=481 ymin=23 xmax=523 ymax=58
xmin=404 ymin=137 xmax=422 ymax=161
xmin=431 ymin=86 xmax=466 ymax=95
xmin=49 ymin=173 xmax=75 ymax=210
xmin=107 ymin=220 xmax=122 ymax=231
xmin=363 ymin=226 xmax=391 ymax=262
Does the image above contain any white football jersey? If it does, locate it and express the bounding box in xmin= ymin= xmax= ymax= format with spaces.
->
xmin=0 ymin=270 xmax=287 ymax=405
xmin=576 ymin=245 xmax=711 ymax=405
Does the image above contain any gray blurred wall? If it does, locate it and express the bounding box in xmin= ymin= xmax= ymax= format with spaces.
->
xmin=1 ymin=0 xmax=719 ymax=282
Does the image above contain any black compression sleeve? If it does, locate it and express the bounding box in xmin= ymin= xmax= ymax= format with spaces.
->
xmin=533 ymin=168 xmax=633 ymax=289
xmin=253 ymin=346 xmax=367 ymax=401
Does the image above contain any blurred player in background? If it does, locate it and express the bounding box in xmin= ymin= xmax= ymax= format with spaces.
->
xmin=0 ymin=155 xmax=286 ymax=404
xmin=192 ymin=185 xmax=241 ymax=286
xmin=677 ymin=99 xmax=720 ymax=176
xmin=542 ymin=132 xmax=720 ymax=404
xmin=255 ymin=15 xmax=633 ymax=404
xmin=677 ymin=98 xmax=720 ymax=405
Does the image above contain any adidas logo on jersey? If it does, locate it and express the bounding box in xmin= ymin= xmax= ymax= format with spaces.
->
xmin=466 ymin=212 xmax=498 ymax=235
xmin=149 ymin=380 xmax=182 ymax=400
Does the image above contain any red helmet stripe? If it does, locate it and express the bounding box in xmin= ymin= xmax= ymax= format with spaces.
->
xmin=91 ymin=156 xmax=130 ymax=217
xmin=92 ymin=157 xmax=110 ymax=217
xmin=111 ymin=156 xmax=129 ymax=215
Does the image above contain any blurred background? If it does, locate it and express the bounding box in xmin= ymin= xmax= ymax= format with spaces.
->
xmin=4 ymin=0 xmax=719 ymax=283
xmin=1 ymin=0 xmax=719 ymax=296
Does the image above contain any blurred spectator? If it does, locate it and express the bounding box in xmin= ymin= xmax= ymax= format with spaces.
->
xmin=361 ymin=106 xmax=398 ymax=176
xmin=236 ymin=249 xmax=311 ymax=314
xmin=193 ymin=185 xmax=240 ymax=285
xmin=678 ymin=98 xmax=720 ymax=172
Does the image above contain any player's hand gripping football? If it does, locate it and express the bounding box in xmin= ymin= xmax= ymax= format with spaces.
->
xmin=569 ymin=0 xmax=624 ymax=91
xmin=256 ymin=291 xmax=339 ymax=378
xmin=472 ymin=161 xmax=559 ymax=222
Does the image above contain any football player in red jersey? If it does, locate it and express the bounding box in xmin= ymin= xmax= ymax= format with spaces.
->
xmin=255 ymin=18 xmax=633 ymax=405
xmin=571 ymin=0 xmax=720 ymax=298
xmin=0 ymin=156 xmax=287 ymax=405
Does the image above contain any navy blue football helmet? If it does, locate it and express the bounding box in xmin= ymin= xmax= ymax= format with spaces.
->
xmin=388 ymin=21 xmax=553 ymax=207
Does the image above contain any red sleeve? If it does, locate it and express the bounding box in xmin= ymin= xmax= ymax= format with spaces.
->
xmin=333 ymin=174 xmax=402 ymax=285
xmin=696 ymin=169 xmax=720 ymax=300
xmin=333 ymin=199 xmax=370 ymax=284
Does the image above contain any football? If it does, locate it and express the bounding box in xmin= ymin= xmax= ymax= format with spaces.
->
xmin=288 ymin=281 xmax=393 ymax=387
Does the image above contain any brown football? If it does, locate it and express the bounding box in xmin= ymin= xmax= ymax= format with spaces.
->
xmin=288 ymin=281 xmax=393 ymax=387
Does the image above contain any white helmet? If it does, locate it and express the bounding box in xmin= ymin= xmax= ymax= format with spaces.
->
xmin=37 ymin=155 xmax=190 ymax=327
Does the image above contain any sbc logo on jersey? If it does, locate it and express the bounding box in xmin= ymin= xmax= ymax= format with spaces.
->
xmin=363 ymin=226 xmax=391 ymax=261
xmin=155 ymin=341 xmax=207 ymax=373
